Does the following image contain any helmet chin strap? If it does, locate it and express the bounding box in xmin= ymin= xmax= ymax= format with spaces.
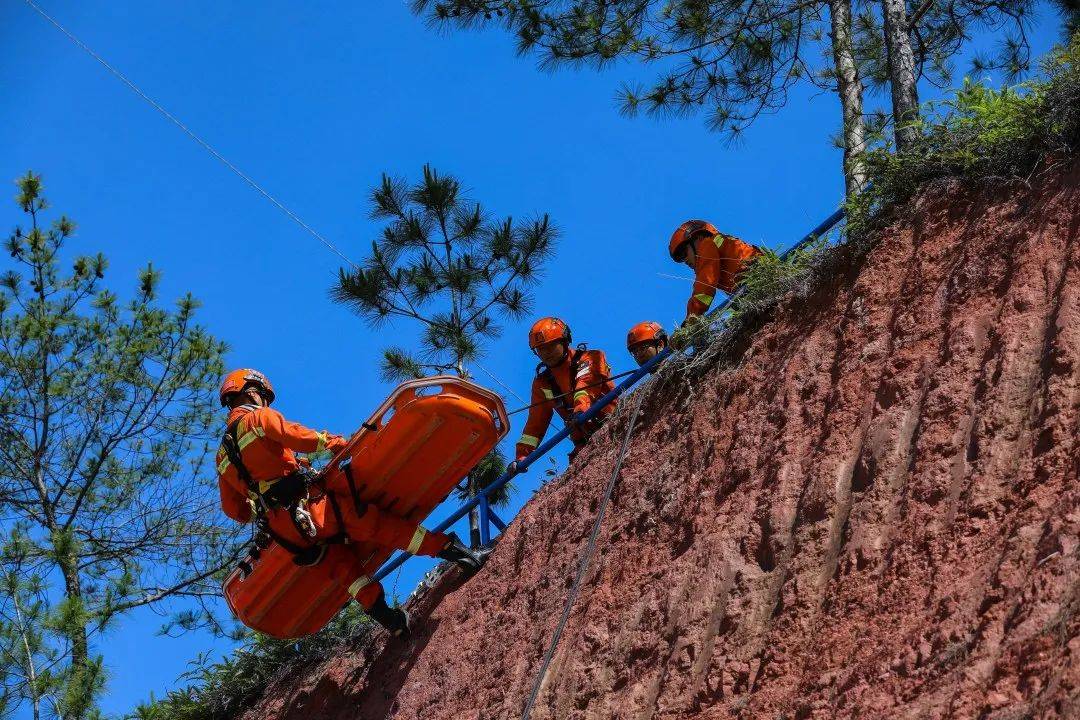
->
xmin=553 ymin=342 xmax=571 ymax=367
xmin=245 ymin=386 xmax=268 ymax=407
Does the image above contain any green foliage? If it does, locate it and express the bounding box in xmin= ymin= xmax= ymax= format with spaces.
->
xmin=416 ymin=0 xmax=827 ymax=137
xmin=733 ymin=238 xmax=831 ymax=316
xmin=454 ymin=447 xmax=516 ymax=509
xmin=332 ymin=166 xmax=546 ymax=543
xmin=412 ymin=1 xmax=1034 ymax=139
xmin=331 ymin=164 xmax=558 ymax=381
xmin=0 ymin=173 xmax=237 ymax=719
xmin=1052 ymin=0 xmax=1080 ymax=38
xmin=845 ymin=32 xmax=1080 ymax=246
xmin=130 ymin=605 xmax=374 ymax=720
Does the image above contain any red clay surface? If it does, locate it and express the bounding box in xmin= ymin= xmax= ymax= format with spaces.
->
xmin=239 ymin=164 xmax=1080 ymax=719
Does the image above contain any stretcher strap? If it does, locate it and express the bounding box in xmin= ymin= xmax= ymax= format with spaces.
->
xmin=341 ymin=460 xmax=369 ymax=519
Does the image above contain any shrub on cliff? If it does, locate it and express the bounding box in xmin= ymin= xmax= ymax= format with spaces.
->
xmin=130 ymin=605 xmax=374 ymax=720
xmin=846 ymin=31 xmax=1080 ymax=244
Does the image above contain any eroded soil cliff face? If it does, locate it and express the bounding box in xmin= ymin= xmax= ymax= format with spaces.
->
xmin=241 ymin=165 xmax=1080 ymax=719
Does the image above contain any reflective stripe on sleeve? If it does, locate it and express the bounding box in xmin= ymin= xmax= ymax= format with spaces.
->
xmin=518 ymin=434 xmax=540 ymax=448
xmin=406 ymin=527 xmax=427 ymax=554
xmin=315 ymin=430 xmax=328 ymax=453
xmin=348 ymin=575 xmax=374 ymax=598
xmin=573 ymin=390 xmax=589 ymax=401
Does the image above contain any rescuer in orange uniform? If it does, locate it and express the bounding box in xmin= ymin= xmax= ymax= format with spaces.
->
xmin=626 ymin=321 xmax=668 ymax=368
xmin=216 ymin=369 xmax=486 ymax=636
xmin=669 ymin=220 xmax=763 ymax=321
xmin=508 ymin=318 xmax=616 ymax=473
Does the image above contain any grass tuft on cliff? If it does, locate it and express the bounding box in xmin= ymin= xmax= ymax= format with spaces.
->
xmin=129 ymin=605 xmax=374 ymax=720
xmin=846 ymin=31 xmax=1080 ymax=245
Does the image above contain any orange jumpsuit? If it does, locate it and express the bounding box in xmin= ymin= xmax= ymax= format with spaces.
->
xmin=216 ymin=404 xmax=449 ymax=608
xmin=686 ymin=232 xmax=762 ymax=319
xmin=515 ymin=347 xmax=616 ymax=462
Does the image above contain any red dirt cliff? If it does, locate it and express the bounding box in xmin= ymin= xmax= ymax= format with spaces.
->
xmin=240 ymin=165 xmax=1080 ymax=719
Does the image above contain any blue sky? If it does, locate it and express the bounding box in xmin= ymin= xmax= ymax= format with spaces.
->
xmin=0 ymin=1 xmax=1063 ymax=716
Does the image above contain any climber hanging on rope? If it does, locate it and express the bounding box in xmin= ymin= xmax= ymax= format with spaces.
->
xmin=669 ymin=220 xmax=763 ymax=321
xmin=215 ymin=368 xmax=487 ymax=636
xmin=508 ymin=318 xmax=617 ymax=475
xmin=626 ymin=321 xmax=668 ymax=368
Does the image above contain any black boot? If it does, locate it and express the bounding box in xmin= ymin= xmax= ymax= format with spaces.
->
xmin=367 ymin=592 xmax=410 ymax=638
xmin=436 ymin=532 xmax=490 ymax=577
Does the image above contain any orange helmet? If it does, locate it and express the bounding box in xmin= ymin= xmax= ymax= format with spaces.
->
xmin=528 ymin=317 xmax=571 ymax=350
xmin=626 ymin=321 xmax=667 ymax=350
xmin=669 ymin=220 xmax=719 ymax=261
xmin=219 ymin=368 xmax=275 ymax=407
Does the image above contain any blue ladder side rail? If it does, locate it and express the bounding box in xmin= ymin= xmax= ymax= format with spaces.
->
xmin=373 ymin=204 xmax=847 ymax=582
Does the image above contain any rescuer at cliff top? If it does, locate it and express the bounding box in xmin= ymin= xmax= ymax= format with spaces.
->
xmin=669 ymin=220 xmax=762 ymax=321
xmin=508 ymin=318 xmax=616 ymax=474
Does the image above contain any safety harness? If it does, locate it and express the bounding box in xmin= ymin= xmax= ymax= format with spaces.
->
xmin=536 ymin=344 xmax=607 ymax=444
xmin=220 ymin=408 xmax=367 ymax=566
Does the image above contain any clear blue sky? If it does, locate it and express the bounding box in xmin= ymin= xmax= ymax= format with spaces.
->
xmin=0 ymin=1 xmax=1063 ymax=716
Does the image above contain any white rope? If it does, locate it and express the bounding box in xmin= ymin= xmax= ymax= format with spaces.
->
xmin=475 ymin=362 xmax=528 ymax=405
xmin=22 ymin=0 xmax=359 ymax=270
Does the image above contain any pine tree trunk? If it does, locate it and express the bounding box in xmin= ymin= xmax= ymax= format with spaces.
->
xmin=12 ymin=593 xmax=41 ymax=720
xmin=56 ymin=548 xmax=93 ymax=720
xmin=881 ymin=0 xmax=920 ymax=151
xmin=830 ymin=0 xmax=868 ymax=196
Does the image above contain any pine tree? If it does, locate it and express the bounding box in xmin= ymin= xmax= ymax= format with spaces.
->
xmin=412 ymin=1 xmax=1041 ymax=193
xmin=331 ymin=165 xmax=556 ymax=545
xmin=854 ymin=1 xmax=1037 ymax=151
xmin=453 ymin=448 xmax=516 ymax=546
xmin=413 ymin=1 xmax=874 ymax=193
xmin=1051 ymin=0 xmax=1080 ymax=36
xmin=830 ymin=0 xmax=870 ymax=195
xmin=0 ymin=173 xmax=237 ymax=719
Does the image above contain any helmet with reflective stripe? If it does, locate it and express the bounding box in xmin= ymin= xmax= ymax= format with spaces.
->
xmin=528 ymin=317 xmax=571 ymax=350
xmin=219 ymin=368 xmax=275 ymax=407
xmin=669 ymin=219 xmax=720 ymax=261
xmin=626 ymin=321 xmax=667 ymax=350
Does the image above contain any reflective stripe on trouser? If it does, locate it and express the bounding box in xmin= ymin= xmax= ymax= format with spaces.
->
xmin=694 ymin=293 xmax=714 ymax=308
xmin=518 ymin=433 xmax=540 ymax=448
xmin=347 ymin=574 xmax=384 ymax=609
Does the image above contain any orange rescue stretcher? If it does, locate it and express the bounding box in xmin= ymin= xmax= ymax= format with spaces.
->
xmin=222 ymin=376 xmax=509 ymax=638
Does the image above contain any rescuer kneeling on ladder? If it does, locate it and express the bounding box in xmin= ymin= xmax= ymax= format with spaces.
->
xmin=215 ymin=369 xmax=487 ymax=637
xmin=508 ymin=318 xmax=616 ymax=475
